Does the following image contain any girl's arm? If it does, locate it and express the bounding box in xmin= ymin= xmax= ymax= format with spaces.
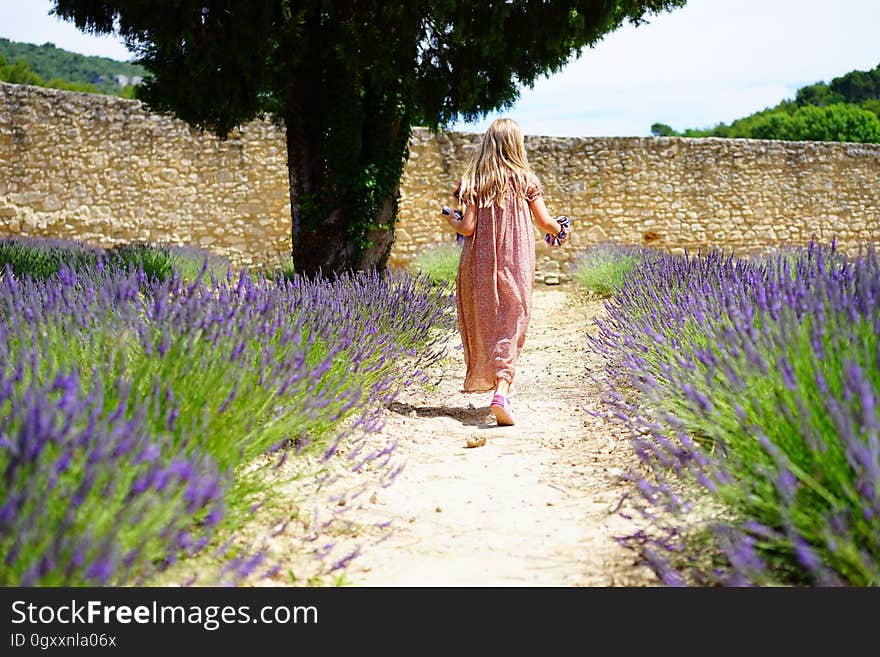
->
xmin=528 ymin=195 xmax=567 ymax=237
xmin=446 ymin=203 xmax=477 ymax=236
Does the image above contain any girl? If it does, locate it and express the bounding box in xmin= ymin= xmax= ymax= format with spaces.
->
xmin=443 ymin=118 xmax=571 ymax=426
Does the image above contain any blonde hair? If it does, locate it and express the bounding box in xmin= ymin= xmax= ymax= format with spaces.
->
xmin=459 ymin=118 xmax=533 ymax=208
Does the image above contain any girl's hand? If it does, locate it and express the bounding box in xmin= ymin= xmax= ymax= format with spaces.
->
xmin=442 ymin=204 xmax=475 ymax=236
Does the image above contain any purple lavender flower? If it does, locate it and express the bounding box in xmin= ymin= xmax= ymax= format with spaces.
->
xmin=1 ymin=235 xmax=458 ymax=586
xmin=591 ymin=240 xmax=880 ymax=586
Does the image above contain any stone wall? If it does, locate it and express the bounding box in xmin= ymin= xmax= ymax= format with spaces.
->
xmin=397 ymin=128 xmax=880 ymax=282
xmin=2 ymin=82 xmax=879 ymax=278
xmin=0 ymin=82 xmax=291 ymax=268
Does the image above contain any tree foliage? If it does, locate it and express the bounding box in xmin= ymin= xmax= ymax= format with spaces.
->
xmin=52 ymin=1 xmax=686 ymax=273
xmin=795 ymin=82 xmax=844 ymax=108
xmin=749 ymin=104 xmax=880 ymax=143
xmin=0 ymin=55 xmax=44 ymax=87
xmin=829 ymin=65 xmax=880 ymax=105
xmin=650 ymin=122 xmax=677 ymax=137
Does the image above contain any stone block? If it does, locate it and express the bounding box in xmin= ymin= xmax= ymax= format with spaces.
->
xmin=585 ymin=225 xmax=608 ymax=243
xmin=43 ymin=196 xmax=62 ymax=212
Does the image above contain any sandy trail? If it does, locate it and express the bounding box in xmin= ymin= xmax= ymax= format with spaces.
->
xmin=155 ymin=285 xmax=657 ymax=587
xmin=335 ymin=285 xmax=656 ymax=587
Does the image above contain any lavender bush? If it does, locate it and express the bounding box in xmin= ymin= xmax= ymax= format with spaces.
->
xmin=0 ymin=238 xmax=230 ymax=284
xmin=0 ymin=365 xmax=227 ymax=586
xmin=590 ymin=241 xmax=880 ymax=586
xmin=0 ymin=237 xmax=456 ymax=585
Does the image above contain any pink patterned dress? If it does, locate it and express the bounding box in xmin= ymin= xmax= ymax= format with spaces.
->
xmin=456 ymin=174 xmax=542 ymax=393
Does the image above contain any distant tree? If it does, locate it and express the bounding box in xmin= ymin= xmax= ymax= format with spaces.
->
xmin=859 ymin=98 xmax=880 ymax=120
xmin=655 ymin=62 xmax=880 ymax=144
xmin=0 ymin=37 xmax=145 ymax=96
xmin=45 ymin=77 xmax=103 ymax=94
xmin=650 ymin=122 xmax=678 ymax=136
xmin=750 ymin=104 xmax=880 ymax=143
xmin=747 ymin=110 xmax=795 ymax=140
xmin=830 ymin=65 xmax=880 ymax=104
xmin=795 ymin=82 xmax=843 ymax=107
xmin=0 ymin=56 xmax=43 ymax=86
xmin=52 ymin=0 xmax=687 ymax=274
xmin=0 ymin=52 xmax=104 ymax=93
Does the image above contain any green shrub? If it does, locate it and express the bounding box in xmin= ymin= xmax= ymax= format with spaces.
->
xmin=0 ymin=237 xmax=104 ymax=280
xmin=411 ymin=242 xmax=461 ymax=286
xmin=571 ymin=243 xmax=646 ymax=297
xmin=106 ymin=242 xmax=231 ymax=282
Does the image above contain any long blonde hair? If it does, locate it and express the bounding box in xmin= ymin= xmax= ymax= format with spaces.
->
xmin=458 ymin=118 xmax=532 ymax=208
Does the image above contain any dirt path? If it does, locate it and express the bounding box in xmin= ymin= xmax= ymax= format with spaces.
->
xmin=330 ymin=285 xmax=657 ymax=587
xmin=157 ymin=284 xmax=657 ymax=587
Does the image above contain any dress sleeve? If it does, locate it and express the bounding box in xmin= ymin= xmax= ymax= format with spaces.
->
xmin=525 ymin=177 xmax=543 ymax=204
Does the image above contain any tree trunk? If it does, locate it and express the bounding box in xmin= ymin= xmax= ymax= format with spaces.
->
xmin=360 ymin=196 xmax=398 ymax=271
xmin=288 ymin=205 xmax=360 ymax=274
xmin=284 ymin=112 xmax=408 ymax=276
xmin=285 ymin=154 xmax=399 ymax=274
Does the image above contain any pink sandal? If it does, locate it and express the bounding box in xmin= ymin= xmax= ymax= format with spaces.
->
xmin=490 ymin=393 xmax=515 ymax=426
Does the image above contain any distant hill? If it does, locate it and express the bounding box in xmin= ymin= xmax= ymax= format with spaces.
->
xmin=0 ymin=37 xmax=146 ymax=97
xmin=652 ymin=63 xmax=880 ymax=144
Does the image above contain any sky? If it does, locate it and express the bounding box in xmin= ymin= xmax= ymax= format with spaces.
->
xmin=1 ymin=0 xmax=878 ymax=138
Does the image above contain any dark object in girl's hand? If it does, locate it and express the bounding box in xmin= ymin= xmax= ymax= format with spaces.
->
xmin=441 ymin=205 xmax=464 ymax=220
xmin=544 ymin=216 xmax=571 ymax=246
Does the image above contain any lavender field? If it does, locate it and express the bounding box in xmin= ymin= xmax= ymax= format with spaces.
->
xmin=587 ymin=241 xmax=880 ymax=586
xmin=0 ymin=237 xmax=456 ymax=586
xmin=6 ymin=234 xmax=877 ymax=587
